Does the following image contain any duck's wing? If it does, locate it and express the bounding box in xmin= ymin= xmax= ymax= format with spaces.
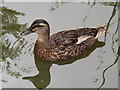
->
xmin=50 ymin=26 xmax=105 ymax=60
xmin=50 ymin=26 xmax=106 ymax=46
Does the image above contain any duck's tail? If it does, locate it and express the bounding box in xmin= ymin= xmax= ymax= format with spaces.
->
xmin=95 ymin=25 xmax=106 ymax=39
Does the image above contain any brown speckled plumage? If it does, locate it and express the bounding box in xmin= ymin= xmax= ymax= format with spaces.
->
xmin=21 ymin=19 xmax=106 ymax=61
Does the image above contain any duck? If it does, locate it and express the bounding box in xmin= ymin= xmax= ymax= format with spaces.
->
xmin=21 ymin=19 xmax=106 ymax=61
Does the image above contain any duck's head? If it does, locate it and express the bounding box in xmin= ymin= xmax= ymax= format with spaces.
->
xmin=21 ymin=19 xmax=50 ymax=41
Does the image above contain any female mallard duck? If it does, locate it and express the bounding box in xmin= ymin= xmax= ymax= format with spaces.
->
xmin=21 ymin=19 xmax=106 ymax=61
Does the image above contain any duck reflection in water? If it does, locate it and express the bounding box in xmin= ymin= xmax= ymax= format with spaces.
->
xmin=23 ymin=40 xmax=105 ymax=89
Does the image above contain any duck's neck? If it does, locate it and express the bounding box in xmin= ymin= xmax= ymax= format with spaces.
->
xmin=37 ymin=34 xmax=50 ymax=43
xmin=34 ymin=39 xmax=50 ymax=59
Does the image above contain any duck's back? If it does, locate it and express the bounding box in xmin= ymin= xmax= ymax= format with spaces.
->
xmin=50 ymin=26 xmax=105 ymax=47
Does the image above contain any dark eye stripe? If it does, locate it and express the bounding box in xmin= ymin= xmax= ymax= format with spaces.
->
xmin=32 ymin=25 xmax=44 ymax=29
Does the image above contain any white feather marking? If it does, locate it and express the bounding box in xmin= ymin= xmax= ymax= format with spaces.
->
xmin=95 ymin=29 xmax=106 ymax=38
xmin=76 ymin=36 xmax=91 ymax=44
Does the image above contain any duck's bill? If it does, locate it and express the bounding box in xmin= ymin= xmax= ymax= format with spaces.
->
xmin=21 ymin=28 xmax=33 ymax=36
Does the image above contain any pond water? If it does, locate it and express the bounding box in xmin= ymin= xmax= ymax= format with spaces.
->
xmin=1 ymin=1 xmax=119 ymax=89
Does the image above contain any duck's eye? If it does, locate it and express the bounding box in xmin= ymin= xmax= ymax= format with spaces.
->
xmin=32 ymin=25 xmax=44 ymax=29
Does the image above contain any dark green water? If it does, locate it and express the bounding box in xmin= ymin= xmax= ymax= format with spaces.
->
xmin=1 ymin=1 xmax=119 ymax=88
